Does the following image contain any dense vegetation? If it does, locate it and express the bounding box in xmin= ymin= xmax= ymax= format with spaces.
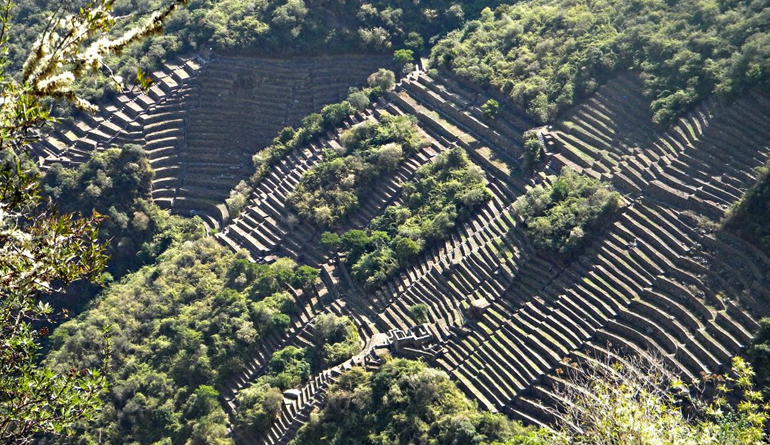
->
xmin=0 ymin=150 xmax=109 ymax=445
xmin=747 ymin=318 xmax=770 ymax=397
xmin=323 ymin=147 xmax=491 ymax=288
xmin=8 ymin=0 xmax=504 ymax=102
xmin=290 ymin=358 xmax=536 ymax=445
xmin=44 ymin=239 xmax=318 ymax=444
xmin=235 ymin=314 xmax=360 ymax=435
xmin=0 ymin=0 xmax=194 ymax=440
xmin=514 ymin=169 xmax=621 ymax=255
xmin=723 ymin=161 xmax=770 ymax=257
xmin=39 ymin=145 xmax=205 ymax=316
xmin=432 ymin=0 xmax=770 ymax=124
xmin=288 ymin=114 xmax=427 ymax=227
xmin=42 ymin=145 xmax=205 ymax=278
xmin=290 ymin=356 xmax=768 ymax=445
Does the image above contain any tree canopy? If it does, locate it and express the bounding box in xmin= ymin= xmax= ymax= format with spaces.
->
xmin=290 ymin=358 xmax=535 ymax=445
xmin=44 ymin=239 xmax=317 ymax=444
xmin=514 ymin=169 xmax=622 ymax=255
xmin=325 ymin=147 xmax=491 ymax=289
xmin=432 ymin=0 xmax=770 ymax=124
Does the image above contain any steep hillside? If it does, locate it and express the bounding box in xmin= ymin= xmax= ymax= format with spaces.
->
xmin=432 ymin=0 xmax=770 ymax=123
xmin=31 ymin=0 xmax=770 ymax=444
xmin=206 ymin=65 xmax=770 ymax=442
xmin=31 ymin=54 xmax=392 ymax=227
xmin=36 ymin=53 xmax=770 ymax=445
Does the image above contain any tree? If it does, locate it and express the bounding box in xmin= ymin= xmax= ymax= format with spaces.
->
xmin=409 ymin=304 xmax=428 ymax=323
xmin=0 ymin=157 xmax=108 ymax=444
xmin=546 ymin=356 xmax=767 ymax=445
xmin=522 ymin=131 xmax=543 ymax=171
xmin=367 ymin=68 xmax=396 ymax=92
xmin=0 ymin=0 xmax=187 ymax=441
xmin=481 ymin=98 xmax=499 ymax=118
xmin=346 ymin=89 xmax=370 ymax=111
xmin=393 ymin=48 xmax=414 ymax=67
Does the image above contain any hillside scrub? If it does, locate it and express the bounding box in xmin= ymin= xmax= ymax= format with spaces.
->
xmin=313 ymin=314 xmax=361 ymax=368
xmin=44 ymin=239 xmax=318 ymax=444
xmin=7 ymin=0 xmax=504 ymax=101
xmin=288 ymin=114 xmax=427 ymax=227
xmin=325 ymin=147 xmax=491 ymax=289
xmin=235 ymin=314 xmax=359 ymax=435
xmin=234 ymin=346 xmax=311 ymax=436
xmin=38 ymin=145 xmax=206 ymax=317
xmin=290 ymin=358 xmax=536 ymax=445
xmin=289 ymin=356 xmax=768 ymax=445
xmin=432 ymin=0 xmax=770 ymax=124
xmin=723 ymin=161 xmax=770 ymax=257
xmin=42 ymin=145 xmax=206 ymax=279
xmin=234 ymin=84 xmax=387 ymax=220
xmin=747 ymin=317 xmax=770 ymax=398
xmin=515 ymin=169 xmax=621 ymax=255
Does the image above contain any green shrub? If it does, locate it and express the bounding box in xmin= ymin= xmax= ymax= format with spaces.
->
xmin=515 ymin=169 xmax=621 ymax=256
xmin=522 ymin=131 xmax=544 ymax=171
xmin=45 ymin=239 xmax=307 ymax=443
xmin=431 ymin=0 xmax=770 ymax=124
xmin=334 ymin=147 xmax=491 ymax=289
xmin=291 ymin=359 xmax=535 ymax=445
xmin=367 ymin=68 xmax=396 ymax=91
xmin=723 ymin=161 xmax=770 ymax=257
xmin=394 ymin=48 xmax=414 ymax=67
xmin=481 ymin=98 xmax=499 ymax=118
xmin=409 ymin=304 xmax=429 ymax=322
xmin=314 ymin=314 xmax=360 ymax=367
xmin=288 ymin=114 xmax=426 ymax=227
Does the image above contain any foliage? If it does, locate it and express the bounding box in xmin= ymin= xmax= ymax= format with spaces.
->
xmin=44 ymin=240 xmax=314 ymax=444
xmin=394 ymin=49 xmax=414 ymax=67
xmin=267 ymin=346 xmax=312 ymax=390
xmin=42 ymin=145 xmax=205 ymax=279
xmin=288 ymin=114 xmax=426 ymax=227
xmin=480 ymin=98 xmax=499 ymax=119
xmin=8 ymin=0 xmax=505 ymax=102
xmin=542 ymin=356 xmax=768 ymax=445
xmin=0 ymin=154 xmax=109 ymax=445
xmin=226 ymin=180 xmax=252 ymax=219
xmin=0 ymin=0 xmax=186 ymax=441
xmin=233 ymin=378 xmax=284 ymax=436
xmin=39 ymin=146 xmax=205 ymax=317
xmin=409 ymin=304 xmax=429 ymax=323
xmin=235 ymin=314 xmax=358 ymax=435
xmin=331 ymin=147 xmax=491 ymax=289
xmin=367 ymin=68 xmax=397 ymax=92
xmin=432 ymin=0 xmax=770 ymax=124
xmin=43 ymin=145 xmax=153 ymax=211
xmin=18 ymin=0 xmax=187 ymax=111
xmin=514 ymin=169 xmax=621 ymax=255
xmin=394 ymin=48 xmax=415 ymax=73
xmin=747 ymin=317 xmax=770 ymax=398
xmin=521 ymin=131 xmax=543 ymax=172
xmin=248 ymin=85 xmax=384 ymax=193
xmin=290 ymin=358 xmax=535 ymax=445
xmin=313 ymin=314 xmax=360 ymax=368
xmin=723 ymin=161 xmax=770 ymax=257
